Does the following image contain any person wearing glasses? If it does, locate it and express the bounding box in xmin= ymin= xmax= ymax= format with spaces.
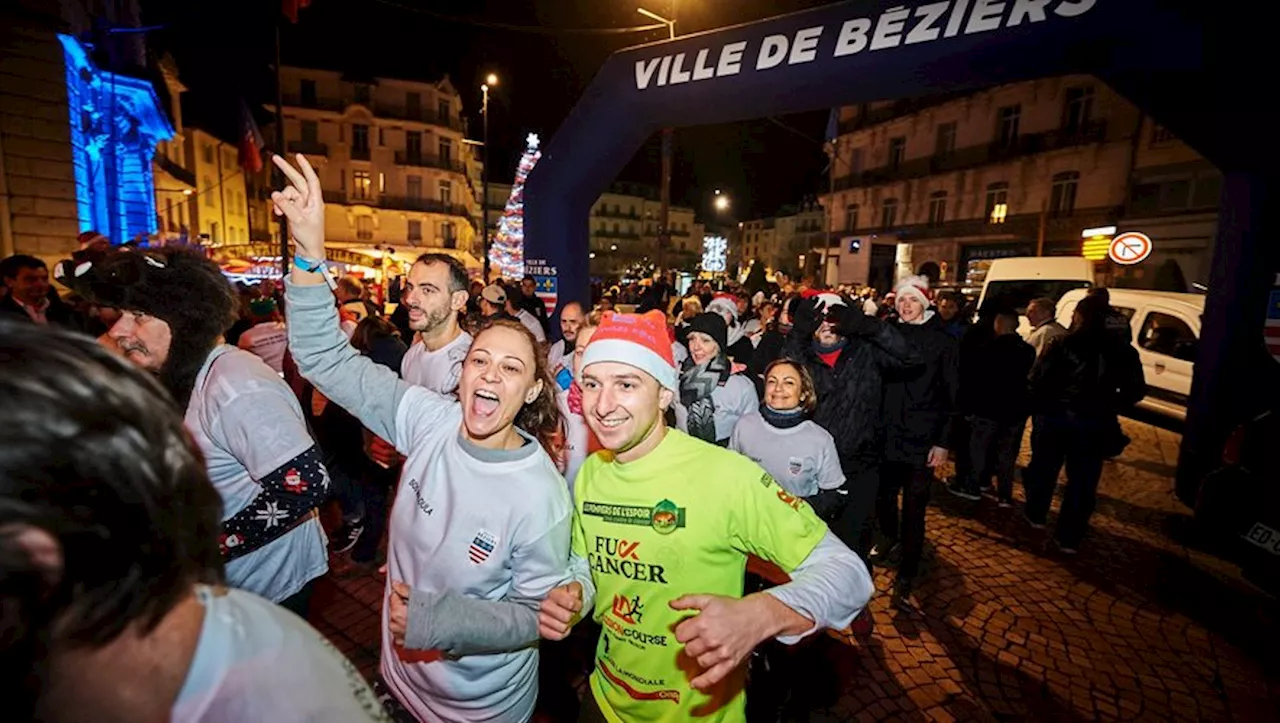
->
xmin=55 ymin=246 xmax=331 ymax=617
xmin=784 ymin=290 xmax=921 ymax=563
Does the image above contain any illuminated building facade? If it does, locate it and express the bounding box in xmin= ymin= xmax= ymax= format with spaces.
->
xmin=59 ymin=34 xmax=172 ymax=245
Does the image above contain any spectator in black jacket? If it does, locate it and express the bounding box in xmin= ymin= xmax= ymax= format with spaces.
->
xmin=1 ymin=254 xmax=81 ymax=330
xmin=1023 ymin=294 xmax=1145 ymax=553
xmin=950 ymin=307 xmax=1036 ymax=504
xmin=875 ymin=277 xmax=959 ymax=606
xmin=785 ymin=290 xmax=921 ymax=561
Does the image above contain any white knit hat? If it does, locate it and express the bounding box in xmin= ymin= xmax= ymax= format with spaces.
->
xmin=706 ymin=293 xmax=740 ymax=323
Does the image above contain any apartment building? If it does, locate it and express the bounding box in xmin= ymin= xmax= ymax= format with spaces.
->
xmin=822 ymin=76 xmax=1218 ymax=292
xmin=588 ymin=183 xmax=703 ymax=278
xmin=740 ymin=201 xmax=827 ymax=280
xmin=274 ymin=67 xmax=481 ymax=270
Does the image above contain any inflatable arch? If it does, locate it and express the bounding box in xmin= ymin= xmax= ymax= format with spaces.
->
xmin=523 ymin=0 xmax=1277 ymax=493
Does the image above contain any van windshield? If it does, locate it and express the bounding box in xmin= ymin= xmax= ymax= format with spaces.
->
xmin=984 ymin=280 xmax=1093 ymax=314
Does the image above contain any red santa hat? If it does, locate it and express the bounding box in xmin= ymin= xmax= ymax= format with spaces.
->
xmin=893 ymin=275 xmax=933 ymax=308
xmin=705 ymin=292 xmax=741 ymax=323
xmin=581 ymin=310 xmax=678 ymax=390
xmin=801 ymin=288 xmax=847 ymax=311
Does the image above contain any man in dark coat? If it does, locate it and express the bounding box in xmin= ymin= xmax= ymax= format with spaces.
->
xmin=784 ymin=290 xmax=921 ymax=561
xmin=1 ymin=254 xmax=81 ymax=330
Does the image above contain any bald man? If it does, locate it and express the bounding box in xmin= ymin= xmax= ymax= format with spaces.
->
xmin=547 ymin=301 xmax=585 ymax=389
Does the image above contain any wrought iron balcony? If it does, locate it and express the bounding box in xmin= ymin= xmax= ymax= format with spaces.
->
xmin=394 ymin=151 xmax=465 ymax=174
xmin=287 ymin=140 xmax=329 ymax=157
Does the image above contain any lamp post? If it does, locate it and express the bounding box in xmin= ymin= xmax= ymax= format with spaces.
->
xmin=481 ymin=73 xmax=497 ymax=282
xmin=638 ymin=5 xmax=676 ymax=273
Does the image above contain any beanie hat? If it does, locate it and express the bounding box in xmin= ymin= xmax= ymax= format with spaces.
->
xmin=581 ymin=310 xmax=677 ymax=391
xmin=705 ymin=293 xmax=740 ymax=323
xmin=893 ymin=275 xmax=933 ymax=308
xmin=686 ymin=312 xmax=728 ymax=354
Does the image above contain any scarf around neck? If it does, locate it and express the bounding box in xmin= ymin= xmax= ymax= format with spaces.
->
xmin=760 ymin=404 xmax=806 ymax=429
xmin=567 ymin=380 xmax=584 ymax=415
xmin=680 ymin=352 xmax=731 ymax=443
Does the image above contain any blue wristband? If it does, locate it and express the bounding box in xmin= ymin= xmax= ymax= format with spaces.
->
xmin=294 ymin=254 xmax=325 ymax=273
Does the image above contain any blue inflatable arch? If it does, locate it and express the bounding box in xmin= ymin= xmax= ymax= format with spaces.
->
xmin=523 ymin=0 xmax=1277 ymax=492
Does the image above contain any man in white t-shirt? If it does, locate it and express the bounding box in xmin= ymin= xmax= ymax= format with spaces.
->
xmin=237 ymin=296 xmax=289 ymax=374
xmin=64 ymin=247 xmax=330 ymax=615
xmin=547 ymin=300 xmax=584 ymax=389
xmin=0 ymin=321 xmax=383 ymax=722
xmin=398 ymin=253 xmax=472 ymax=395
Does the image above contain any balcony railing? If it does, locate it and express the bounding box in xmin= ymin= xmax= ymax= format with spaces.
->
xmin=594 ymin=208 xmax=640 ymax=220
xmin=350 ymin=146 xmax=371 ymax=161
xmin=287 ymin=140 xmax=329 ymax=156
xmin=379 ymin=195 xmax=471 ymax=217
xmin=282 ymin=94 xmax=461 ymax=130
xmin=836 ymin=91 xmax=978 ymax=135
xmin=592 ymin=229 xmax=642 ymax=241
xmin=829 ymin=205 xmax=1121 ymax=243
xmin=834 ymin=121 xmax=1109 ymax=191
xmin=375 ymin=104 xmax=461 ymax=131
xmin=154 ymin=153 xmax=195 ymax=187
xmin=394 ymin=151 xmax=465 ymax=174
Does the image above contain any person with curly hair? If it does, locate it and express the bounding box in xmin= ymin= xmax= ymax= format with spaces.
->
xmin=273 ymin=154 xmax=592 ymax=722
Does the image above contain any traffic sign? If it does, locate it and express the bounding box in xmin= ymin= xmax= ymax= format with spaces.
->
xmin=1108 ymin=232 xmax=1152 ymax=265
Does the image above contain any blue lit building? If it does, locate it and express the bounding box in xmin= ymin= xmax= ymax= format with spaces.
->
xmin=58 ymin=33 xmax=173 ymax=245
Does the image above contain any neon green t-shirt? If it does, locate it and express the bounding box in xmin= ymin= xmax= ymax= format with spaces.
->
xmin=572 ymin=429 xmax=828 ymax=722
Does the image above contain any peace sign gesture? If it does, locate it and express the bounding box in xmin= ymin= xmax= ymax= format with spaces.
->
xmin=270 ymin=153 xmax=325 ymax=261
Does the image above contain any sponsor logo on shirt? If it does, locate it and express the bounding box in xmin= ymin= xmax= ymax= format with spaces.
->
xmin=611 ymin=594 xmax=643 ymax=625
xmin=776 ymin=489 xmax=804 ymax=511
xmin=468 ymin=529 xmax=497 ymax=564
xmin=589 ymin=537 xmax=668 ymax=584
xmin=598 ymin=660 xmax=680 ymax=703
xmin=788 ymin=457 xmax=803 ymax=476
xmin=582 ymin=499 xmax=687 ymax=534
xmin=758 ymin=472 xmax=775 ymax=488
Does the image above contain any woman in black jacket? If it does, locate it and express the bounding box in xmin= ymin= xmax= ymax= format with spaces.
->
xmin=875 ymin=277 xmax=959 ymax=607
xmin=1023 ymin=294 xmax=1145 ymax=554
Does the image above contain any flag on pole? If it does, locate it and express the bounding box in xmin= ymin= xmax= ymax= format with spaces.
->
xmin=238 ymin=100 xmax=265 ymax=174
xmin=282 ymin=0 xmax=311 ymax=24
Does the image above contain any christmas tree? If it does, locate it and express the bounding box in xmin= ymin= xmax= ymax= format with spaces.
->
xmin=488 ymin=133 xmax=541 ymax=280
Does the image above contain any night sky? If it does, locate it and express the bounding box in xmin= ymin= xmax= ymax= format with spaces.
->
xmin=142 ymin=0 xmax=835 ymax=221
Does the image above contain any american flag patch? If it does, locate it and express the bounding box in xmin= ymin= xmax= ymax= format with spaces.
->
xmin=468 ymin=530 xmax=497 ymax=564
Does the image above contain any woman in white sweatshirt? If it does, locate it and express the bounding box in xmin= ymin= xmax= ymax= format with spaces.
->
xmin=273 ymin=154 xmax=592 ymax=723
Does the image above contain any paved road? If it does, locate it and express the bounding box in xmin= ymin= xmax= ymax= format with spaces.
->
xmin=308 ymin=418 xmax=1280 ymax=721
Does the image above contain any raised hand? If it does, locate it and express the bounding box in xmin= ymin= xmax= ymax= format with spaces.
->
xmin=270 ymin=153 xmax=325 ymax=261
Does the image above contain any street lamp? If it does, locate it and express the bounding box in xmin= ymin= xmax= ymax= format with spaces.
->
xmin=639 ymin=4 xmax=677 ymax=273
xmin=714 ymin=191 xmax=730 ymax=212
xmin=481 ymin=74 xmax=498 ymax=282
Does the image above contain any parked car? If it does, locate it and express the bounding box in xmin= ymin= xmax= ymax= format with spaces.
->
xmin=977 ymin=256 xmax=1095 ymax=335
xmin=1056 ymin=288 xmax=1205 ymax=420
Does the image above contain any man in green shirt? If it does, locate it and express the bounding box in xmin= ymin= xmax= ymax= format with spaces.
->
xmin=539 ymin=310 xmax=873 ymax=722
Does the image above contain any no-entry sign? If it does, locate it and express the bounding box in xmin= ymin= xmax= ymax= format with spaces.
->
xmin=1109 ymin=232 xmax=1153 ymax=265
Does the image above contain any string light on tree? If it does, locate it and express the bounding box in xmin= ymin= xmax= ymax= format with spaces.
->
xmin=488 ymin=133 xmax=542 ymax=280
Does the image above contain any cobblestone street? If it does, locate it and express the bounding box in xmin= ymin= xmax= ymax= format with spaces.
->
xmin=309 ymin=418 xmax=1280 ymax=721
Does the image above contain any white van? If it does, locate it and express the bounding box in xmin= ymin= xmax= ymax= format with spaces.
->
xmin=1055 ymin=288 xmax=1205 ymax=421
xmin=977 ymin=257 xmax=1094 ymax=336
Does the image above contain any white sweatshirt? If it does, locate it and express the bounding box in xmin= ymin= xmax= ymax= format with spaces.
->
xmin=285 ymin=280 xmax=593 ymax=723
xmin=673 ymin=373 xmax=760 ymax=442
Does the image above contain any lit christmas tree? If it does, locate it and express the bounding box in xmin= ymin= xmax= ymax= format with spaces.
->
xmin=488 ymin=133 xmax=541 ymax=280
